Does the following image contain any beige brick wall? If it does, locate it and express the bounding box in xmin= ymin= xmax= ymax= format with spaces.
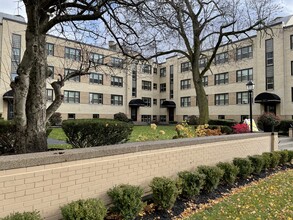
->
xmin=0 ymin=134 xmax=275 ymax=219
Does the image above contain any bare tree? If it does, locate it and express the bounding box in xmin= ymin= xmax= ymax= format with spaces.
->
xmin=13 ymin=0 xmax=142 ymax=153
xmin=134 ymin=0 xmax=281 ymax=124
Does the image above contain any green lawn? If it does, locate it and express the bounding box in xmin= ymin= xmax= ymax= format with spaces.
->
xmin=188 ymin=169 xmax=293 ymax=220
xmin=48 ymin=125 xmax=177 ymax=143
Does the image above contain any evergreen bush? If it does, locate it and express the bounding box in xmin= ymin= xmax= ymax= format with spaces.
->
xmin=187 ymin=115 xmax=198 ymax=125
xmin=248 ymin=155 xmax=264 ymax=174
xmin=233 ymin=158 xmax=253 ymax=178
xmin=197 ymin=166 xmax=224 ymax=193
xmin=107 ymin=184 xmax=144 ymax=220
xmin=216 ymin=162 xmax=239 ymax=185
xmin=0 ymin=120 xmax=16 ymax=154
xmin=178 ymin=171 xmax=205 ymax=198
xmin=49 ymin=112 xmax=62 ymax=126
xmin=114 ymin=112 xmax=129 ymax=123
xmin=150 ymin=177 xmax=180 ymax=210
xmin=262 ymin=152 xmax=272 ymax=169
xmin=278 ymin=150 xmax=289 ymax=165
xmin=62 ymin=119 xmax=133 ymax=148
xmin=61 ymin=198 xmax=107 ymax=220
xmin=287 ymin=150 xmax=293 ymax=163
xmin=270 ymin=151 xmax=281 ymax=168
xmin=208 ymin=119 xmax=237 ymax=127
xmin=1 ymin=211 xmax=42 ymax=220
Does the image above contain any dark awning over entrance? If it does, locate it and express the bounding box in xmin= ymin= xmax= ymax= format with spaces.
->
xmin=254 ymin=92 xmax=281 ymax=104
xmin=129 ymin=99 xmax=145 ymax=107
xmin=3 ymin=90 xmax=13 ymax=100
xmin=162 ymin=101 xmax=176 ymax=108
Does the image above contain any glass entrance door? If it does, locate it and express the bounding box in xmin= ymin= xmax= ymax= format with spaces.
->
xmin=131 ymin=107 xmax=137 ymax=121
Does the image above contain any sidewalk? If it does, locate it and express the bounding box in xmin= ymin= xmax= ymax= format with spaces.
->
xmin=278 ymin=136 xmax=293 ymax=150
xmin=47 ymin=138 xmax=67 ymax=145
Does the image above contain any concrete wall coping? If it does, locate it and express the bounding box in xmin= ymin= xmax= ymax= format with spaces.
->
xmin=0 ymin=133 xmax=270 ymax=171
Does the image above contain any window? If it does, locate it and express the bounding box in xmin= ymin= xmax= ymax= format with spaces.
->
xmin=153 ymin=83 xmax=157 ymax=90
xmin=215 ymin=73 xmax=228 ymax=85
xmin=111 ymin=76 xmax=123 ymax=87
xmin=237 ymin=92 xmax=250 ymax=104
xmin=89 ymin=93 xmax=103 ymax=104
xmin=64 ymin=91 xmax=80 ymax=103
xmin=160 ymin=67 xmax=166 ymax=77
xmin=170 ymin=65 xmax=174 ymax=99
xmin=89 ymin=73 xmax=103 ymax=84
xmin=180 ymin=79 xmax=191 ymax=90
xmin=111 ymin=95 xmax=123 ymax=105
xmin=266 ymin=52 xmax=274 ymax=66
xmin=290 ymin=35 xmax=293 ymax=50
xmin=153 ymin=99 xmax=157 ymax=105
xmin=181 ymin=96 xmax=191 ymax=107
xmin=153 ymin=68 xmax=157 ymax=74
xmin=68 ymin=114 xmax=76 ymax=119
xmin=215 ymin=93 xmax=229 ymax=105
xmin=160 ymin=83 xmax=166 ymax=92
xmin=11 ymin=34 xmax=21 ymax=80
xmin=132 ymin=66 xmax=137 ymax=97
xmin=199 ymin=58 xmax=207 ymax=68
xmin=218 ymin=115 xmax=225 ymax=119
xmin=153 ymin=115 xmax=157 ymax=121
xmin=236 ymin=68 xmax=253 ymax=82
xmin=160 ymin=99 xmax=166 ymax=108
xmin=111 ymin=57 xmax=123 ymax=68
xmin=241 ymin=115 xmax=248 ymax=121
xmin=202 ymin=76 xmax=208 ymax=86
xmin=93 ymin=114 xmax=99 ymax=119
xmin=65 ymin=47 xmax=81 ymax=61
xmin=46 ymin=43 xmax=54 ymax=56
xmin=48 ymin=66 xmax=54 ymax=79
xmin=236 ymin=45 xmax=253 ymax=60
xmin=160 ymin=115 xmax=166 ymax=122
xmin=89 ymin=53 xmax=104 ymax=64
xmin=142 ymin=80 xmax=152 ymax=90
xmin=215 ymin=52 xmax=228 ymax=64
xmin=64 ymin=69 xmax=80 ymax=82
xmin=141 ymin=115 xmax=151 ymax=123
xmin=181 ymin=62 xmax=191 ymax=72
xmin=265 ymin=39 xmax=274 ymax=90
xmin=142 ymin=97 xmax=151 ymax=107
xmin=142 ymin=64 xmax=151 ymax=74
xmin=46 ymin=89 xmax=53 ymax=101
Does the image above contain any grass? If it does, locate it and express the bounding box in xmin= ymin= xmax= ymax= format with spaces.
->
xmin=188 ymin=169 xmax=293 ymax=220
xmin=48 ymin=125 xmax=177 ymax=143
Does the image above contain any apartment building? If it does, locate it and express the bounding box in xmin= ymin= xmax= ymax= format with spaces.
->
xmin=1 ymin=12 xmax=293 ymax=123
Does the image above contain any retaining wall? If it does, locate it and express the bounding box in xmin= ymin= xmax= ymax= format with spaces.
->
xmin=0 ymin=133 xmax=277 ymax=219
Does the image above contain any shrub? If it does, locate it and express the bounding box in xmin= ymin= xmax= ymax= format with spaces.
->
xmin=278 ymin=150 xmax=289 ymax=165
xmin=62 ymin=119 xmax=133 ymax=148
xmin=107 ymin=184 xmax=144 ymax=220
xmin=277 ymin=120 xmax=293 ymax=134
xmin=197 ymin=166 xmax=224 ymax=193
xmin=257 ymin=112 xmax=280 ymax=131
xmin=287 ymin=150 xmax=293 ymax=163
xmin=0 ymin=120 xmax=16 ymax=154
xmin=114 ymin=112 xmax=129 ymax=123
xmin=1 ymin=211 xmax=42 ymax=220
xmin=270 ymin=151 xmax=281 ymax=168
xmin=219 ymin=126 xmax=233 ymax=134
xmin=262 ymin=152 xmax=272 ymax=169
xmin=233 ymin=158 xmax=253 ymax=178
xmin=150 ymin=177 xmax=180 ymax=210
xmin=187 ymin=115 xmax=198 ymax=125
xmin=195 ymin=124 xmax=222 ymax=137
xmin=178 ymin=171 xmax=205 ymax=198
xmin=232 ymin=123 xmax=250 ymax=134
xmin=61 ymin=198 xmax=107 ymax=220
xmin=216 ymin=162 xmax=239 ymax=185
xmin=248 ymin=155 xmax=264 ymax=174
xmin=49 ymin=112 xmax=62 ymax=126
xmin=208 ymin=119 xmax=237 ymax=127
xmin=174 ymin=122 xmax=194 ymax=139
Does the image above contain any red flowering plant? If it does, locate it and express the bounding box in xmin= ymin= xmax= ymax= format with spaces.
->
xmin=232 ymin=123 xmax=250 ymax=134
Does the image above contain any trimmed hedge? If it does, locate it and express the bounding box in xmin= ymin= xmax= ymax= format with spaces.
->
xmin=61 ymin=198 xmax=107 ymax=220
xmin=114 ymin=112 xmax=129 ymax=123
xmin=150 ymin=177 xmax=180 ymax=210
xmin=0 ymin=120 xmax=16 ymax=154
xmin=208 ymin=125 xmax=233 ymax=134
xmin=178 ymin=171 xmax=205 ymax=198
xmin=233 ymin=158 xmax=253 ymax=178
xmin=62 ymin=119 xmax=133 ymax=148
xmin=216 ymin=162 xmax=239 ymax=185
xmin=1 ymin=211 xmax=42 ymax=220
xmin=208 ymin=119 xmax=237 ymax=127
xmin=248 ymin=155 xmax=264 ymax=174
xmin=276 ymin=120 xmax=293 ymax=134
xmin=278 ymin=150 xmax=289 ymax=165
xmin=107 ymin=184 xmax=144 ymax=220
xmin=197 ymin=166 xmax=224 ymax=193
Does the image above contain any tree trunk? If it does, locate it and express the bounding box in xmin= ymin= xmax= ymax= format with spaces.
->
xmin=192 ymin=68 xmax=209 ymax=125
xmin=13 ymin=4 xmax=49 ymax=153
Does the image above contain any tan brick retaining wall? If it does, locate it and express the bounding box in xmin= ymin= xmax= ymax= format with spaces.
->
xmin=0 ymin=133 xmax=277 ymax=219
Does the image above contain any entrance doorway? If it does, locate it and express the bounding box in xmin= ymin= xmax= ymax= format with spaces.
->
xmin=131 ymin=107 xmax=138 ymax=121
xmin=169 ymin=108 xmax=174 ymax=122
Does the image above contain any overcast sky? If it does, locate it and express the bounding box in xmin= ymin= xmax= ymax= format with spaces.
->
xmin=1 ymin=0 xmax=293 ymax=21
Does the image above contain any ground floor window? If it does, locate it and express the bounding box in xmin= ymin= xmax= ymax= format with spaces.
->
xmin=141 ymin=115 xmax=151 ymax=123
xmin=68 ymin=113 xmax=76 ymax=119
xmin=160 ymin=115 xmax=167 ymax=122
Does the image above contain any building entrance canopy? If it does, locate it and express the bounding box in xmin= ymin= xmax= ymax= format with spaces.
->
xmin=129 ymin=99 xmax=146 ymax=107
xmin=254 ymin=92 xmax=281 ymax=104
xmin=3 ymin=90 xmax=13 ymax=100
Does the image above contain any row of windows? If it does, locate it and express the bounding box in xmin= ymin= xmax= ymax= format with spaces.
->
xmin=141 ymin=115 xmax=166 ymax=123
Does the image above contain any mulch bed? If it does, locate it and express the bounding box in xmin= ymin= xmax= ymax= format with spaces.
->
xmin=135 ymin=164 xmax=293 ymax=220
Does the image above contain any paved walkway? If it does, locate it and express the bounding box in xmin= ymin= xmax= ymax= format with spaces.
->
xmin=278 ymin=136 xmax=293 ymax=150
xmin=47 ymin=138 xmax=66 ymax=145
